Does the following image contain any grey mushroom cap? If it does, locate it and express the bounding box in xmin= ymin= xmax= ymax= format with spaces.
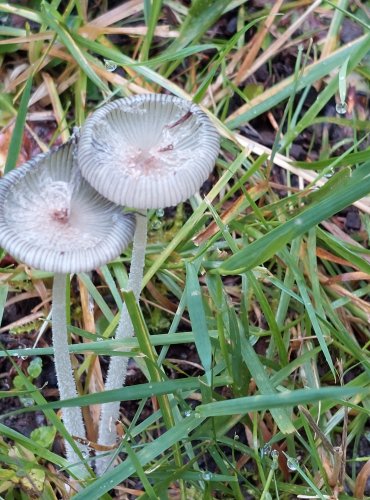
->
xmin=78 ymin=94 xmax=220 ymax=210
xmin=0 ymin=139 xmax=135 ymax=274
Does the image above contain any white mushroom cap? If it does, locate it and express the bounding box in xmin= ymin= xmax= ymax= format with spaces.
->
xmin=78 ymin=94 xmax=220 ymax=209
xmin=0 ymin=139 xmax=135 ymax=274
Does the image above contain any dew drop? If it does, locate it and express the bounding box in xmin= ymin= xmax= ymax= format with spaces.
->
xmin=151 ymin=220 xmax=162 ymax=230
xmin=234 ymin=434 xmax=239 ymax=441
xmin=21 ymin=355 xmax=28 ymax=360
xmin=104 ymin=59 xmax=117 ymax=72
xmin=365 ymin=430 xmax=370 ymax=442
xmin=261 ymin=444 xmax=272 ymax=457
xmin=271 ymin=449 xmax=279 ymax=470
xmin=336 ymin=102 xmax=347 ymax=114
xmin=286 ymin=456 xmax=299 ymax=471
xmin=156 ymin=208 xmax=164 ymax=218
xmin=194 ymin=411 xmax=202 ymax=419
xmin=202 ymin=471 xmax=212 ymax=481
xmin=184 ymin=410 xmax=192 ymax=417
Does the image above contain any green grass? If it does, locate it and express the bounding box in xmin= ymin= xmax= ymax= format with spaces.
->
xmin=0 ymin=1 xmax=370 ymax=498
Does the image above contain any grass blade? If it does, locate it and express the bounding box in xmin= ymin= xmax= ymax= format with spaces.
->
xmin=186 ymin=261 xmax=213 ymax=385
xmin=4 ymin=76 xmax=32 ymax=174
xmin=196 ymin=386 xmax=369 ymax=418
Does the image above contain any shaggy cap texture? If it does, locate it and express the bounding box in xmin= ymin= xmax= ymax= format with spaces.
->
xmin=0 ymin=139 xmax=135 ymax=273
xmin=78 ymin=94 xmax=220 ymax=209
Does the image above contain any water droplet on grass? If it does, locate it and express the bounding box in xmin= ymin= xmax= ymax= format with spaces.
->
xmin=261 ymin=444 xmax=271 ymax=457
xmin=104 ymin=59 xmax=117 ymax=72
xmin=271 ymin=449 xmax=279 ymax=470
xmin=184 ymin=410 xmax=192 ymax=417
xmin=202 ymin=471 xmax=212 ymax=481
xmin=287 ymin=456 xmax=299 ymax=471
xmin=336 ymin=102 xmax=347 ymax=114
xmin=156 ymin=208 xmax=164 ymax=217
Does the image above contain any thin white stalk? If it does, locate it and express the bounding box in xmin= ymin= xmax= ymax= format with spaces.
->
xmin=97 ymin=213 xmax=147 ymax=470
xmin=52 ymin=273 xmax=87 ymax=475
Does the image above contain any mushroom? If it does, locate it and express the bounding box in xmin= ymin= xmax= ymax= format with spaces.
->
xmin=0 ymin=137 xmax=135 ymax=475
xmin=78 ymin=94 xmax=219 ymax=456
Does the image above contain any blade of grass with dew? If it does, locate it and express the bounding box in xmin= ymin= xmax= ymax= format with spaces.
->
xmin=195 ymin=386 xmax=369 ymax=418
xmin=279 ymin=34 xmax=370 ymax=150
xmin=226 ymin=33 xmax=369 ymax=128
xmin=219 ymin=160 xmax=370 ymax=274
xmin=73 ymin=31 xmax=190 ymax=98
xmin=338 ymin=56 xmax=350 ymax=106
xmin=4 ymin=76 xmax=32 ymax=174
xmin=185 ymin=261 xmax=213 ymax=385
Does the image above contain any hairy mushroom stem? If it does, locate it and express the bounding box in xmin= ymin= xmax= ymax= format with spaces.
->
xmin=97 ymin=212 xmax=147 ymax=468
xmin=52 ymin=273 xmax=88 ymax=472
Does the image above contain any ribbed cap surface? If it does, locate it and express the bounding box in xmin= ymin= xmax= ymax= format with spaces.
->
xmin=78 ymin=94 xmax=220 ymax=209
xmin=0 ymin=140 xmax=135 ymax=273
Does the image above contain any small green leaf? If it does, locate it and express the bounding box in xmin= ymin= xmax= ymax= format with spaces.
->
xmin=27 ymin=357 xmax=42 ymax=379
xmin=30 ymin=426 xmax=56 ymax=449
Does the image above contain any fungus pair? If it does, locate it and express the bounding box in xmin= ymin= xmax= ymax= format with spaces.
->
xmin=0 ymin=94 xmax=219 ymax=473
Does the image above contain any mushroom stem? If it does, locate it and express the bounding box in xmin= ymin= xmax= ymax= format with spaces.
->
xmin=52 ymin=273 xmax=87 ymax=473
xmin=97 ymin=213 xmax=147 ymax=464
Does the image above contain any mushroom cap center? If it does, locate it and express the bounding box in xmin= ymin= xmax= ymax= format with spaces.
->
xmin=44 ymin=181 xmax=72 ymax=223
